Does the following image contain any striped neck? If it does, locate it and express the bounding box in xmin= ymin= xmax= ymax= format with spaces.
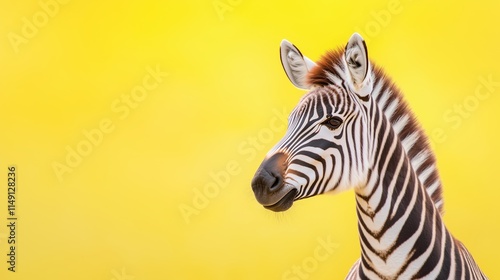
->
xmin=353 ymin=105 xmax=445 ymax=279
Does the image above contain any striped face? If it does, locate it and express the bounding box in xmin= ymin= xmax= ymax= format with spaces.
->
xmin=252 ymin=34 xmax=374 ymax=211
xmin=273 ymin=86 xmax=371 ymax=193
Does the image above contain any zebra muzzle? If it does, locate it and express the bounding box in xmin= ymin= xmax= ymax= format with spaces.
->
xmin=251 ymin=152 xmax=297 ymax=212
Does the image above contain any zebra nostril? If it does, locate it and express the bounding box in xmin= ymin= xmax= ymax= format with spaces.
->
xmin=252 ymin=152 xmax=288 ymax=194
xmin=269 ymin=174 xmax=282 ymax=191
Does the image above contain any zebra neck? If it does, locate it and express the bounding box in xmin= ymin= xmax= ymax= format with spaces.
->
xmin=353 ymin=121 xmax=445 ymax=278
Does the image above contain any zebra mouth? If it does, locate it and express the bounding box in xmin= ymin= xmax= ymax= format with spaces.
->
xmin=264 ymin=189 xmax=298 ymax=212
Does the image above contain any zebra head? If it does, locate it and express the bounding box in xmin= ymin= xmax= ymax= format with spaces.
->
xmin=252 ymin=33 xmax=375 ymax=212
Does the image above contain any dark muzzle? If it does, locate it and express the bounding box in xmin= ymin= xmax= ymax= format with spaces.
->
xmin=251 ymin=152 xmax=297 ymax=212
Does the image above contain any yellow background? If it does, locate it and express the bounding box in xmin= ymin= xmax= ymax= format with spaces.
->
xmin=1 ymin=0 xmax=499 ymax=279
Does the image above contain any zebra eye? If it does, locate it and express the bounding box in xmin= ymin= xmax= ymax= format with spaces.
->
xmin=322 ymin=116 xmax=343 ymax=130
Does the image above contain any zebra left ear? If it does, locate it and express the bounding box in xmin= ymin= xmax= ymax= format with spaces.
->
xmin=345 ymin=33 xmax=371 ymax=96
xmin=280 ymin=39 xmax=316 ymax=90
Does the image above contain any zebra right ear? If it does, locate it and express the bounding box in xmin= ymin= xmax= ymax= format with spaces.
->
xmin=280 ymin=39 xmax=316 ymax=90
xmin=344 ymin=33 xmax=372 ymax=99
xmin=345 ymin=33 xmax=369 ymax=88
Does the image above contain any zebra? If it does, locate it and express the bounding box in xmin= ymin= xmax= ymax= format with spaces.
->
xmin=251 ymin=33 xmax=487 ymax=279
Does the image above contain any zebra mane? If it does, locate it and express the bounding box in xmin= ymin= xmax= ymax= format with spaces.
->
xmin=306 ymin=48 xmax=445 ymax=214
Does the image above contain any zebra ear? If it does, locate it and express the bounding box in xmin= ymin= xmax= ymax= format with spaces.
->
xmin=345 ymin=33 xmax=370 ymax=90
xmin=280 ymin=39 xmax=316 ymax=90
